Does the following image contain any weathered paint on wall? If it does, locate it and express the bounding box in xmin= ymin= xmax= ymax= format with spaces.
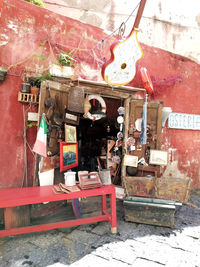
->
xmin=133 ymin=45 xmax=200 ymax=188
xmin=0 ymin=0 xmax=200 ymax=188
xmin=43 ymin=0 xmax=200 ymax=64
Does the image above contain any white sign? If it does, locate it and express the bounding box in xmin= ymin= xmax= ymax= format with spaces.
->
xmin=65 ymin=113 xmax=77 ymax=121
xmin=28 ymin=112 xmax=39 ymax=122
xmin=168 ymin=112 xmax=200 ymax=130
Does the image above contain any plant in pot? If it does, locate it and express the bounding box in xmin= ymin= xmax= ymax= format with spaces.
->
xmin=49 ymin=51 xmax=75 ymax=78
xmin=0 ymin=67 xmax=7 ymax=82
xmin=30 ymin=73 xmax=54 ymax=95
xmin=57 ymin=51 xmax=74 ymax=67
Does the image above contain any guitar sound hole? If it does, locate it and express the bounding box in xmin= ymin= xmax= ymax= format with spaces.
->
xmin=121 ymin=63 xmax=127 ymax=70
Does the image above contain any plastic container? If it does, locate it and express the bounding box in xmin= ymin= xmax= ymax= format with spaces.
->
xmin=64 ymin=171 xmax=76 ymax=186
xmin=38 ymin=169 xmax=54 ymax=186
xmin=99 ymin=169 xmax=112 ymax=185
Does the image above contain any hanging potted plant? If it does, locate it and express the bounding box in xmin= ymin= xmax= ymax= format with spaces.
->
xmin=49 ymin=50 xmax=75 ymax=78
xmin=57 ymin=51 xmax=74 ymax=67
xmin=0 ymin=67 xmax=7 ymax=82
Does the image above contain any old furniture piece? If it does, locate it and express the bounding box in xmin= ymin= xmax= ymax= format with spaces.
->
xmin=122 ymin=98 xmax=163 ymax=197
xmin=155 ymin=177 xmax=192 ymax=203
xmin=0 ymin=185 xmax=117 ymax=237
xmin=123 ymin=196 xmax=180 ymax=228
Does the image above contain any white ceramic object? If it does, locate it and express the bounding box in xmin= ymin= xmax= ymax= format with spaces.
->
xmin=64 ymin=171 xmax=76 ymax=186
xmin=38 ymin=169 xmax=54 ymax=186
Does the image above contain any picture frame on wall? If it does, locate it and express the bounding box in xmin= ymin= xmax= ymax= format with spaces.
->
xmin=64 ymin=109 xmax=80 ymax=125
xmin=65 ymin=124 xmax=77 ymax=143
xmin=149 ymin=149 xmax=168 ymax=166
xmin=123 ymin=155 xmax=138 ymax=167
xmin=60 ymin=142 xmax=78 ymax=172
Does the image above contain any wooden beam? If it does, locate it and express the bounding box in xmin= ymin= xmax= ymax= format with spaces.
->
xmin=76 ymin=79 xmax=145 ymax=93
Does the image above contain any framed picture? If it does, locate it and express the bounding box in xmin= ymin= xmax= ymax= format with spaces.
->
xmin=65 ymin=124 xmax=77 ymax=143
xmin=60 ymin=142 xmax=78 ymax=172
xmin=149 ymin=149 xmax=168 ymax=166
xmin=123 ymin=155 xmax=138 ymax=167
xmin=64 ymin=109 xmax=80 ymax=125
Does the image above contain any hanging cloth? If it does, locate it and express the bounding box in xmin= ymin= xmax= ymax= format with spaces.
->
xmin=140 ymin=94 xmax=148 ymax=145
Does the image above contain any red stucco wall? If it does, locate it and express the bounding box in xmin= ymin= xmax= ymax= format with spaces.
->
xmin=133 ymin=46 xmax=200 ymax=188
xmin=0 ymin=0 xmax=200 ymax=188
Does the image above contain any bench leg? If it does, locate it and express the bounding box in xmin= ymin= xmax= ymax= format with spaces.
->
xmin=110 ymin=191 xmax=117 ymax=234
xmin=101 ymin=194 xmax=107 ymax=214
xmin=111 ymin=227 xmax=117 ymax=234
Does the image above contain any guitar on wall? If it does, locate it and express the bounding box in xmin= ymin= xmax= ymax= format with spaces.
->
xmin=102 ymin=0 xmax=147 ymax=87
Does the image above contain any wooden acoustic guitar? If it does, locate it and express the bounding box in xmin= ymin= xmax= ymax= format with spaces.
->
xmin=102 ymin=0 xmax=147 ymax=87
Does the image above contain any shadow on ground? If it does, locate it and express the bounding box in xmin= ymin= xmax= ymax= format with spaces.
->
xmin=0 ymin=190 xmax=199 ymax=267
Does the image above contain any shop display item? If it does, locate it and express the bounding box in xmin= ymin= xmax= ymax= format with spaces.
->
xmin=68 ymin=86 xmax=84 ymax=113
xmin=64 ymin=171 xmax=76 ymax=186
xmin=79 ymin=172 xmax=102 ymax=189
xmin=53 ymin=183 xmax=80 ymax=194
xmin=124 ymin=196 xmax=176 ymax=228
xmin=140 ymin=67 xmax=154 ymax=95
xmin=99 ymin=169 xmax=112 ymax=185
xmin=101 ymin=0 xmax=147 ymax=86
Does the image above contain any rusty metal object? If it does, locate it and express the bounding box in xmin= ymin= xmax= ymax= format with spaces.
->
xmin=68 ymin=86 xmax=84 ymax=113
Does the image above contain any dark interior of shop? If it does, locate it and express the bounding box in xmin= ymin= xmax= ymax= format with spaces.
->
xmin=76 ymin=97 xmax=122 ymax=173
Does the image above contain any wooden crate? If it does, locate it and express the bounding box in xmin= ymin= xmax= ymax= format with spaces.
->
xmin=155 ymin=177 xmax=192 ymax=203
xmin=18 ymin=92 xmax=39 ymax=104
xmin=124 ymin=196 xmax=176 ymax=228
xmin=123 ymin=176 xmax=156 ymax=197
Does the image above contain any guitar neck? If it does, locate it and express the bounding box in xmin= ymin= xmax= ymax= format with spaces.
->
xmin=133 ymin=0 xmax=147 ymax=30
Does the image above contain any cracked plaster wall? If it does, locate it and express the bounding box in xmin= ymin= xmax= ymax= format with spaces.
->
xmin=44 ymin=0 xmax=200 ymax=64
xmin=0 ymin=0 xmax=200 ymax=188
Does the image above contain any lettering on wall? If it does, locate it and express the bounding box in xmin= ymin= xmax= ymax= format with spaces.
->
xmin=168 ymin=112 xmax=200 ymax=130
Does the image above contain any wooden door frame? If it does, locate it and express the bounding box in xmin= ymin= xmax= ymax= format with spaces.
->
xmin=33 ymin=79 xmax=145 ymax=186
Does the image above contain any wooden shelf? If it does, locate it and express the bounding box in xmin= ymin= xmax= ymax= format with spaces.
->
xmin=18 ymin=92 xmax=39 ymax=104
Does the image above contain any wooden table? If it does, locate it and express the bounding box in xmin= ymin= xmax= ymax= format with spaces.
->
xmin=0 ymin=185 xmax=117 ymax=237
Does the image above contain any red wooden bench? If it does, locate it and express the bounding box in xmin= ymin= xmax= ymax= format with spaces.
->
xmin=0 ymin=185 xmax=117 ymax=237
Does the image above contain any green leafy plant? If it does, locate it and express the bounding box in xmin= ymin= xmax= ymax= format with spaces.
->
xmin=57 ymin=51 xmax=74 ymax=67
xmin=24 ymin=0 xmax=45 ymax=7
xmin=30 ymin=73 xmax=55 ymax=88
xmin=26 ymin=121 xmax=38 ymax=128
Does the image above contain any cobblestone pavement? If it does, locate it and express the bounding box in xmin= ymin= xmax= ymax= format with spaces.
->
xmin=0 ymin=191 xmax=199 ymax=267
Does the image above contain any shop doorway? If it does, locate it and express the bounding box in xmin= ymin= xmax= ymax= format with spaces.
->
xmin=76 ymin=97 xmax=123 ymax=182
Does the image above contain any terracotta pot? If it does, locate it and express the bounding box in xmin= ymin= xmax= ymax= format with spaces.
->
xmin=31 ymin=87 xmax=40 ymax=95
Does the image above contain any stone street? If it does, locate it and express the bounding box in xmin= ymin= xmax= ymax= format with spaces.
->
xmin=0 ymin=191 xmax=199 ymax=267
